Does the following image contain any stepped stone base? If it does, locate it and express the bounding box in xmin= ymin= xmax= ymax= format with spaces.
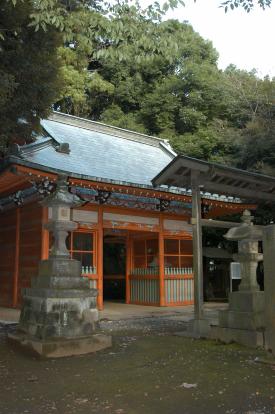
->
xmin=19 ymin=295 xmax=98 ymax=339
xmin=211 ymin=326 xmax=264 ymax=348
xmin=212 ymin=291 xmax=265 ymax=348
xmin=18 ymin=258 xmax=99 ymax=340
xmin=8 ymin=331 xmax=112 ymax=358
xmin=228 ymin=291 xmax=265 ymax=313
xmin=219 ymin=291 xmax=265 ymax=331
xmin=219 ymin=309 xmax=264 ymax=331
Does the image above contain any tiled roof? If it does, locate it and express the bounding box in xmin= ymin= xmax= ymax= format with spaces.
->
xmin=17 ymin=112 xmax=175 ymax=187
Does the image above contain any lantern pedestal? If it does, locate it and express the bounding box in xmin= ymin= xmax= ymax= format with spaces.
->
xmin=212 ymin=211 xmax=264 ymax=348
xmin=9 ymin=175 xmax=111 ymax=357
xmin=10 ymin=256 xmax=112 ymax=357
xmin=9 ymin=331 xmax=112 ymax=358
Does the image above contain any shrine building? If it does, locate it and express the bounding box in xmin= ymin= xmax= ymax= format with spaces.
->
xmin=0 ymin=112 xmax=254 ymax=310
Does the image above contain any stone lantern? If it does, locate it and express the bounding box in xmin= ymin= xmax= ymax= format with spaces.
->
xmin=228 ymin=210 xmax=263 ymax=292
xmin=43 ymin=175 xmax=79 ymax=258
xmin=213 ymin=210 xmax=265 ymax=347
xmin=9 ymin=175 xmax=111 ymax=357
xmin=34 ymin=175 xmax=86 ymax=295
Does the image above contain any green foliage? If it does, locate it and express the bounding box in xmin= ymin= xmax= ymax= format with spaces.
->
xmin=101 ymin=105 xmax=146 ymax=132
xmin=50 ymin=10 xmax=275 ymax=179
xmin=237 ymin=116 xmax=275 ymax=174
xmin=53 ymin=16 xmax=224 ymax=141
xmin=220 ymin=66 xmax=275 ymax=174
xmin=0 ymin=0 xmax=187 ymax=153
xmin=1 ymin=0 xmax=275 ymax=182
xmin=222 ymin=66 xmax=272 ymax=126
xmin=221 ymin=0 xmax=272 ymax=12
xmin=83 ymin=19 xmax=221 ymax=134
xmin=0 ymin=0 xmax=63 ymax=153
xmin=170 ymin=121 xmax=237 ymax=163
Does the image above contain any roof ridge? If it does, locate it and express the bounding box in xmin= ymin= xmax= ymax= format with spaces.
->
xmin=48 ymin=111 xmax=174 ymax=153
xmin=21 ymin=137 xmax=54 ymax=155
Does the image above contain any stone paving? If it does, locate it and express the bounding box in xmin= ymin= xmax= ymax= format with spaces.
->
xmin=0 ymin=302 xmax=228 ymax=324
xmin=0 ymin=302 xmax=228 ymax=342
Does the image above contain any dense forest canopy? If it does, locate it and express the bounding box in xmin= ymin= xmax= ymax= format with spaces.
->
xmin=0 ymin=0 xmax=274 ymax=177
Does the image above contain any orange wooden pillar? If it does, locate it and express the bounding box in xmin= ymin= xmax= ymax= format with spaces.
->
xmin=97 ymin=206 xmax=104 ymax=310
xmin=125 ymin=232 xmax=131 ymax=304
xmin=158 ymin=215 xmax=166 ymax=306
xmin=12 ymin=208 xmax=20 ymax=308
xmin=41 ymin=207 xmax=49 ymax=260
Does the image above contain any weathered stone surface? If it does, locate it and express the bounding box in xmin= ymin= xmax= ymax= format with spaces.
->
xmin=218 ymin=291 xmax=265 ymax=331
xmin=8 ymin=332 xmax=112 ymax=358
xmin=210 ymin=326 xmax=264 ymax=348
xmin=38 ymin=258 xmax=82 ymax=279
xmin=219 ymin=309 xmax=264 ymax=331
xmin=228 ymin=291 xmax=265 ymax=313
xmin=19 ymin=293 xmax=98 ymax=339
xmin=13 ymin=176 xmax=111 ymax=356
xmin=225 ymin=210 xmax=263 ymax=292
xmin=22 ymin=288 xmax=97 ymax=299
xmin=31 ymin=275 xmax=90 ymax=290
xmin=213 ymin=210 xmax=265 ymax=348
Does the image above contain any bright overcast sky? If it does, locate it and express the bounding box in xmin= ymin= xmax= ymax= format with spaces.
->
xmin=162 ymin=0 xmax=275 ymax=78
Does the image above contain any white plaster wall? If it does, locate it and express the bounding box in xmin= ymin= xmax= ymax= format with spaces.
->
xmin=72 ymin=209 xmax=98 ymax=223
xmin=163 ymin=219 xmax=192 ymax=234
xmin=103 ymin=212 xmax=159 ymax=226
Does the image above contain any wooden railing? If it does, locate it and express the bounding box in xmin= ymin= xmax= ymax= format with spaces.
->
xmin=129 ymin=267 xmax=194 ymax=305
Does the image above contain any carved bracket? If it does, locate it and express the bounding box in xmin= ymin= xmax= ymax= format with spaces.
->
xmin=95 ymin=190 xmax=111 ymax=204
xmin=156 ymin=198 xmax=170 ymax=212
xmin=9 ymin=190 xmax=24 ymax=206
xmin=31 ymin=178 xmax=56 ymax=197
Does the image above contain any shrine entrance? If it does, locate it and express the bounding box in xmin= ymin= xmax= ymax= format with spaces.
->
xmin=103 ymin=234 xmax=126 ymax=301
xmin=101 ymin=227 xmax=194 ymax=307
xmin=102 ymin=229 xmax=162 ymax=305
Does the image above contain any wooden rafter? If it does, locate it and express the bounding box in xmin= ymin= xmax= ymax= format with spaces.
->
xmin=0 ymin=163 xmax=257 ymax=217
xmin=153 ymin=155 xmax=275 ymax=203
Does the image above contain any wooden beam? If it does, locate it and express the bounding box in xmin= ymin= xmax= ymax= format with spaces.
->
xmin=125 ymin=232 xmax=131 ymax=304
xmin=12 ymin=208 xmax=20 ymax=308
xmin=97 ymin=206 xmax=104 ymax=310
xmin=191 ymin=218 xmax=242 ymax=229
xmin=202 ymin=181 xmax=275 ymax=202
xmin=210 ymin=166 xmax=275 ymax=187
xmin=158 ymin=214 xmax=166 ymax=306
xmin=191 ymin=173 xmax=204 ymax=320
xmin=41 ymin=207 xmax=49 ymax=259
xmin=166 ymin=174 xmax=275 ymax=202
xmin=69 ymin=177 xmax=191 ymax=203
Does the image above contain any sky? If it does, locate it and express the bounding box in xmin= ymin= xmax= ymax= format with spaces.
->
xmin=162 ymin=0 xmax=275 ymax=78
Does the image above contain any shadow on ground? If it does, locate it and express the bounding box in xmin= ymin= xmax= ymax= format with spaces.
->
xmin=0 ymin=323 xmax=275 ymax=414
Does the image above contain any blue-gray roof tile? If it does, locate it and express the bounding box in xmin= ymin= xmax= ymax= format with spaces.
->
xmin=18 ymin=112 xmax=175 ymax=187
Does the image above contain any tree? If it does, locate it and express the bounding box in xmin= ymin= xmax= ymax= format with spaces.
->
xmin=221 ymin=0 xmax=272 ymax=12
xmin=53 ymin=13 xmax=275 ymax=171
xmin=219 ymin=66 xmax=275 ymax=174
xmin=0 ymin=0 xmax=63 ymax=154
xmin=1 ymin=0 xmax=274 ymax=170
xmin=58 ymin=18 xmax=225 ymax=132
xmin=0 ymin=0 xmax=186 ymax=152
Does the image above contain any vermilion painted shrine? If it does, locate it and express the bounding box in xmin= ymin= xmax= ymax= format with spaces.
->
xmin=0 ymin=112 xmax=256 ymax=310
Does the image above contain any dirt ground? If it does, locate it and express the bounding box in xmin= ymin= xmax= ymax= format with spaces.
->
xmin=1 ymin=326 xmax=275 ymax=414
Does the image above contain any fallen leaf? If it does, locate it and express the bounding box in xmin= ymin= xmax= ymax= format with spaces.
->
xmin=27 ymin=376 xmax=38 ymax=382
xmin=179 ymin=383 xmax=197 ymax=389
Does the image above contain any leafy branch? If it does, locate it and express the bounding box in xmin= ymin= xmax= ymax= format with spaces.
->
xmin=221 ymin=0 xmax=272 ymax=13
